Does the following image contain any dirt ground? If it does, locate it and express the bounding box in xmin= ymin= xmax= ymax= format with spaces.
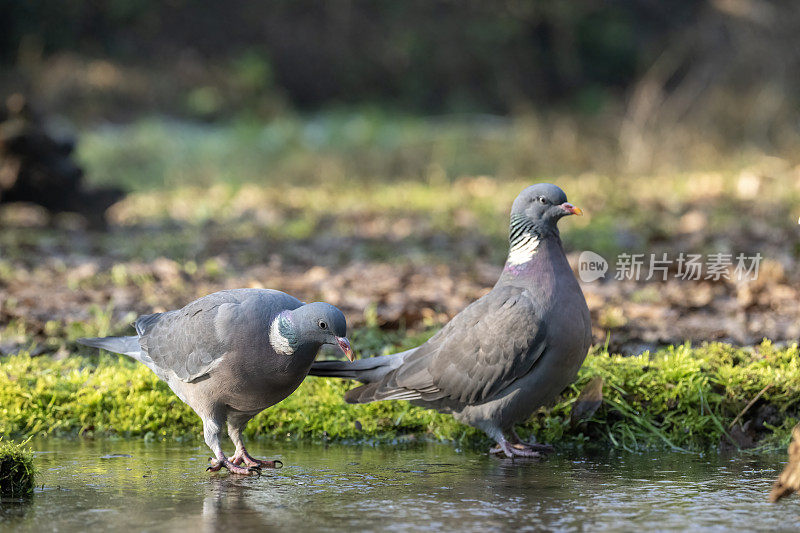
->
xmin=1 ymin=174 xmax=798 ymax=358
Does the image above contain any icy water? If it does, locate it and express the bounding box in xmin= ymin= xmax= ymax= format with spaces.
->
xmin=1 ymin=439 xmax=799 ymax=532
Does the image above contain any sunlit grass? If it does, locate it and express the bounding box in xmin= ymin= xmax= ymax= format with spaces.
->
xmin=0 ymin=438 xmax=35 ymax=498
xmin=0 ymin=339 xmax=797 ymax=452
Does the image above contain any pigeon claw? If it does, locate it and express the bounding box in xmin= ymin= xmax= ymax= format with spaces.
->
xmin=515 ymin=442 xmax=554 ymax=453
xmin=509 ymin=429 xmax=555 ymax=454
xmin=490 ymin=441 xmax=545 ymax=460
xmin=245 ymin=458 xmax=281 ymax=469
xmin=206 ymin=456 xmax=263 ymax=475
xmin=207 ymin=458 xmax=223 ymax=472
xmin=225 ymin=461 xmax=261 ymax=475
xmin=233 ymin=449 xmax=284 ymax=469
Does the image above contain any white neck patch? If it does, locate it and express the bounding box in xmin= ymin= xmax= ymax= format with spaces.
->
xmin=507 ymin=233 xmax=540 ymax=266
xmin=269 ymin=316 xmax=295 ymax=355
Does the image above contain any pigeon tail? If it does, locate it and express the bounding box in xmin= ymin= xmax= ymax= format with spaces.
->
xmin=309 ymin=349 xmax=414 ymax=382
xmin=77 ymin=335 xmax=142 ymax=359
xmin=343 ymin=382 xmax=383 ymax=404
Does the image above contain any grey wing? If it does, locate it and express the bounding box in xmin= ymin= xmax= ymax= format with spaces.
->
xmin=373 ymin=285 xmax=546 ymax=405
xmin=137 ymin=289 xmax=302 ymax=382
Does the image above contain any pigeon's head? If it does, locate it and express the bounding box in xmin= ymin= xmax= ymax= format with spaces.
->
xmin=276 ymin=302 xmax=353 ymax=361
xmin=510 ymin=183 xmax=582 ymax=230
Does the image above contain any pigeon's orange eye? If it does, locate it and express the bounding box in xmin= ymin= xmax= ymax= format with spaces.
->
xmin=318 ymin=320 xmax=328 ymax=330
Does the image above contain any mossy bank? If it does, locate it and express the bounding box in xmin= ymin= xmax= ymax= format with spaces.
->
xmin=0 ymin=439 xmax=35 ymax=498
xmin=1 ymin=339 xmax=798 ymax=452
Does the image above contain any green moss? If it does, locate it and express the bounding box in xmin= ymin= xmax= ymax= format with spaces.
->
xmin=1 ymin=338 xmax=798 ymax=452
xmin=532 ymin=341 xmax=800 ymax=452
xmin=0 ymin=438 xmax=35 ymax=498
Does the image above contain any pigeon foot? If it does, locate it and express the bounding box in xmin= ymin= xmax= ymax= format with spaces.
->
xmin=207 ymin=457 xmax=262 ymax=475
xmin=510 ymin=442 xmax=555 ymax=453
xmin=509 ymin=430 xmax=555 ymax=453
xmin=231 ymin=449 xmax=283 ymax=469
xmin=490 ymin=441 xmax=545 ymax=459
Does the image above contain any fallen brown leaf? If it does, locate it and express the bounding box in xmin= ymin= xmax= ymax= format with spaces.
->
xmin=770 ymin=424 xmax=800 ymax=503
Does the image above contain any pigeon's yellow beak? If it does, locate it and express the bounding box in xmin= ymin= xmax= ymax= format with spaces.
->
xmin=561 ymin=202 xmax=583 ymax=216
xmin=337 ymin=337 xmax=355 ymax=362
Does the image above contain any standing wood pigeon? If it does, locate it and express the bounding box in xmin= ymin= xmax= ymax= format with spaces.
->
xmin=78 ymin=288 xmax=353 ymax=474
xmin=309 ymin=184 xmax=591 ymax=458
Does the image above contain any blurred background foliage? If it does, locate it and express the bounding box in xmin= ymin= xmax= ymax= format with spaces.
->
xmin=2 ymin=0 xmax=799 ymax=177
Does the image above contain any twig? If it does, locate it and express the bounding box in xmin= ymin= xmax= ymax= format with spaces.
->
xmin=729 ymin=384 xmax=772 ymax=430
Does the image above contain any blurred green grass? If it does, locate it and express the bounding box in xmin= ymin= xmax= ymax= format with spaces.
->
xmin=71 ymin=114 xmax=800 ymax=265
xmin=77 ymin=112 xmax=786 ymax=191
xmin=77 ymin=111 xmax=633 ymax=191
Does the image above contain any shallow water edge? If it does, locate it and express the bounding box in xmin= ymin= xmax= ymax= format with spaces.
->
xmin=1 ymin=439 xmax=799 ymax=532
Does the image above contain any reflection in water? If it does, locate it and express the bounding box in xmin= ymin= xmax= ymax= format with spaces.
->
xmin=0 ymin=439 xmax=798 ymax=532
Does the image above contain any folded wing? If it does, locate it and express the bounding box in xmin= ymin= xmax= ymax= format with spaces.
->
xmin=137 ymin=289 xmax=301 ymax=382
xmin=346 ymin=285 xmax=546 ymax=406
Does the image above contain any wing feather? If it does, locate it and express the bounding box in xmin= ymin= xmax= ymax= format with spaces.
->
xmin=136 ymin=289 xmax=302 ymax=382
xmin=370 ymin=285 xmax=546 ymax=406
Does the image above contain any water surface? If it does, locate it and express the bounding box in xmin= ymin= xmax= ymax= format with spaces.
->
xmin=1 ymin=439 xmax=798 ymax=532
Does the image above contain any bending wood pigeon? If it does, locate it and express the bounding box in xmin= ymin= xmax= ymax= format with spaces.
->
xmin=79 ymin=288 xmax=353 ymax=474
xmin=309 ymin=183 xmax=591 ymax=458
